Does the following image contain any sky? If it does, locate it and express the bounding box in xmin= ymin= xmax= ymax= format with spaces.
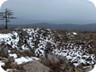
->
xmin=1 ymin=0 xmax=96 ymax=24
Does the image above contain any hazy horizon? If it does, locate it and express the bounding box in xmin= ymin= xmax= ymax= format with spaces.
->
xmin=1 ymin=0 xmax=96 ymax=24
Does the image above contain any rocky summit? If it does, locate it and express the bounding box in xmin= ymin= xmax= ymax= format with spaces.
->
xmin=0 ymin=27 xmax=96 ymax=72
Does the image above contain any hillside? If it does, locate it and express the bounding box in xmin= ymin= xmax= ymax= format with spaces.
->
xmin=1 ymin=23 xmax=96 ymax=31
xmin=0 ymin=27 xmax=96 ymax=72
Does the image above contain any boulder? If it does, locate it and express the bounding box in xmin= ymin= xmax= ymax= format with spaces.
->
xmin=0 ymin=43 xmax=8 ymax=58
xmin=40 ymin=54 xmax=60 ymax=66
xmin=6 ymin=69 xmax=20 ymax=72
xmin=23 ymin=61 xmax=51 ymax=72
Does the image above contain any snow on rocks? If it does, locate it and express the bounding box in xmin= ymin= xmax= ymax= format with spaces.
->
xmin=21 ymin=44 xmax=30 ymax=50
xmin=15 ymin=56 xmax=39 ymax=65
xmin=23 ymin=27 xmax=55 ymax=57
xmin=0 ymin=66 xmax=6 ymax=72
xmin=9 ymin=53 xmax=17 ymax=59
xmin=0 ymin=61 xmax=5 ymax=66
xmin=0 ymin=27 xmax=95 ymax=68
xmin=15 ymin=57 xmax=33 ymax=65
xmin=0 ymin=61 xmax=6 ymax=72
xmin=52 ymin=43 xmax=96 ymax=66
xmin=73 ymin=32 xmax=77 ymax=35
xmin=89 ymin=64 xmax=96 ymax=72
xmin=0 ymin=31 xmax=19 ymax=48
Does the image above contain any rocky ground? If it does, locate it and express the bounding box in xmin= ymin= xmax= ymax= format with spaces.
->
xmin=0 ymin=26 xmax=96 ymax=72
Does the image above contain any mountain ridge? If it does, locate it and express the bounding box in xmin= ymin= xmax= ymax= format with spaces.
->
xmin=4 ymin=23 xmax=96 ymax=31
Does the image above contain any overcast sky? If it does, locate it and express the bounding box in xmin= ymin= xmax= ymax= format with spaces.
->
xmin=1 ymin=0 xmax=96 ymax=24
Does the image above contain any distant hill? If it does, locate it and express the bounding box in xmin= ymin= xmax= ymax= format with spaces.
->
xmin=30 ymin=23 xmax=96 ymax=31
xmin=0 ymin=23 xmax=96 ymax=31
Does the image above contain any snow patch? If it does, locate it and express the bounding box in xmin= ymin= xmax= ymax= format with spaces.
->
xmin=9 ymin=54 xmax=17 ymax=59
xmin=0 ymin=61 xmax=6 ymax=72
xmin=73 ymin=32 xmax=77 ymax=35
xmin=0 ymin=66 xmax=6 ymax=72
xmin=89 ymin=64 xmax=96 ymax=72
xmin=0 ymin=32 xmax=19 ymax=48
xmin=0 ymin=61 xmax=5 ymax=66
xmin=15 ymin=57 xmax=32 ymax=64
xmin=15 ymin=57 xmax=39 ymax=65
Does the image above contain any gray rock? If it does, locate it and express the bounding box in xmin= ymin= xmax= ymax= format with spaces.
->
xmin=0 ymin=43 xmax=8 ymax=57
xmin=23 ymin=61 xmax=51 ymax=72
xmin=40 ymin=54 xmax=60 ymax=66
xmin=6 ymin=69 xmax=20 ymax=72
xmin=8 ymin=56 xmax=15 ymax=62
